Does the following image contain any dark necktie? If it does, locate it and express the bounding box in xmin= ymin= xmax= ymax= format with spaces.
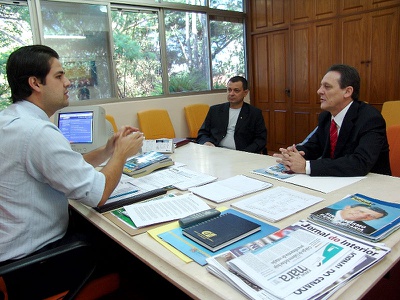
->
xmin=330 ymin=119 xmax=338 ymax=158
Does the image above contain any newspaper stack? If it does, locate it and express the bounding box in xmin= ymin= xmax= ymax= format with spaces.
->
xmin=206 ymin=220 xmax=390 ymax=300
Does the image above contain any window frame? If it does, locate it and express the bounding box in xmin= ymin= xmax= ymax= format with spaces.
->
xmin=0 ymin=0 xmax=247 ymax=105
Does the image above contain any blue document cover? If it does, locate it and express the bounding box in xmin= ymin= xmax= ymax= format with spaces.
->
xmin=308 ymin=193 xmax=400 ymax=241
xmin=158 ymin=208 xmax=279 ymax=265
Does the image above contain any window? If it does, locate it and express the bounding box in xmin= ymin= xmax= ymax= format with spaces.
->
xmin=165 ymin=10 xmax=210 ymax=93
xmin=210 ymin=0 xmax=244 ymax=12
xmin=112 ymin=8 xmax=162 ymax=98
xmin=41 ymin=1 xmax=115 ymax=101
xmin=0 ymin=1 xmax=33 ymax=108
xmin=210 ymin=17 xmax=245 ymax=88
xmin=0 ymin=0 xmax=246 ymax=106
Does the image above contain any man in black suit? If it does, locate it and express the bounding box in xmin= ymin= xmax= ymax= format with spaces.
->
xmin=315 ymin=204 xmax=388 ymax=234
xmin=197 ymin=76 xmax=267 ymax=153
xmin=274 ymin=64 xmax=391 ymax=176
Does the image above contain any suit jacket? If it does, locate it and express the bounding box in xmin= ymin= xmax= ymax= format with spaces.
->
xmin=197 ymin=102 xmax=267 ymax=153
xmin=297 ymin=100 xmax=391 ymax=176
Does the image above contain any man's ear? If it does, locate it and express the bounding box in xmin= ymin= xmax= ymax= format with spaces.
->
xmin=28 ymin=76 xmax=41 ymax=92
xmin=344 ymin=86 xmax=353 ymax=98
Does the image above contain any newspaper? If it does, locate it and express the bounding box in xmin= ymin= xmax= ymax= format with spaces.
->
xmin=206 ymin=220 xmax=390 ymax=300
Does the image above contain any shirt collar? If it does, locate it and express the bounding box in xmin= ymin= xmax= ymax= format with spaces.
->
xmin=19 ymin=100 xmax=50 ymax=121
xmin=332 ymin=101 xmax=353 ymax=132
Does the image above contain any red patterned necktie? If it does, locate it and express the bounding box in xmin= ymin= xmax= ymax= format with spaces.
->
xmin=330 ymin=119 xmax=338 ymax=158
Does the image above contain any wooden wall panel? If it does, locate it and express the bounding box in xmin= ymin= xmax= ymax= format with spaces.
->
xmin=252 ymin=34 xmax=270 ymax=107
xmin=315 ymin=0 xmax=338 ymax=19
xmin=269 ymin=31 xmax=289 ymax=105
xmin=251 ymin=0 xmax=268 ymax=30
xmin=273 ymin=110 xmax=288 ymax=147
xmin=291 ymin=25 xmax=313 ymax=104
xmin=251 ymin=0 xmax=289 ymax=32
xmin=368 ymin=8 xmax=400 ymax=105
xmin=270 ymin=0 xmax=287 ymax=27
xmin=291 ymin=0 xmax=313 ymax=23
xmin=314 ymin=20 xmax=338 ymax=104
xmin=339 ymin=14 xmax=367 ymax=99
xmin=293 ymin=112 xmax=312 ymax=143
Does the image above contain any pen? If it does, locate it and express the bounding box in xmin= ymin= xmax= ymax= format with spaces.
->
xmin=108 ymin=189 xmax=139 ymax=200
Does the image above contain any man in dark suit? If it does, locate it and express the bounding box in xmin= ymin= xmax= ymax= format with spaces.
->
xmin=314 ymin=204 xmax=388 ymax=234
xmin=197 ymin=76 xmax=267 ymax=153
xmin=273 ymin=64 xmax=391 ymax=176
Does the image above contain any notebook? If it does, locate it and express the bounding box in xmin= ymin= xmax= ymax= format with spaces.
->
xmin=182 ymin=213 xmax=261 ymax=252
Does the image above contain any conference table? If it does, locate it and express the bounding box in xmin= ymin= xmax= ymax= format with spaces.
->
xmin=69 ymin=142 xmax=400 ymax=300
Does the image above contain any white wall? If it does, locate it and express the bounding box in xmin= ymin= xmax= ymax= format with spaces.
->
xmin=96 ymin=92 xmax=232 ymax=138
xmin=60 ymin=92 xmax=251 ymax=138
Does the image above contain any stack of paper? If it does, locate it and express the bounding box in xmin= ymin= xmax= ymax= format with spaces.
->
xmin=189 ymin=175 xmax=273 ymax=203
xmin=206 ymin=220 xmax=391 ymax=300
xmin=232 ymin=186 xmax=324 ymax=222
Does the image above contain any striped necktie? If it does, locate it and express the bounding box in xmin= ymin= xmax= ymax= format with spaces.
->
xmin=330 ymin=119 xmax=338 ymax=158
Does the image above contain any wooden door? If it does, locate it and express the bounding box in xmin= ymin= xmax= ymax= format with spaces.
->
xmin=340 ymin=7 xmax=400 ymax=109
xmin=291 ymin=19 xmax=338 ymax=144
xmin=251 ymin=30 xmax=290 ymax=152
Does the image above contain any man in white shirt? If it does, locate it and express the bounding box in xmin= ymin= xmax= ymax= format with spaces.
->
xmin=0 ymin=45 xmax=144 ymax=262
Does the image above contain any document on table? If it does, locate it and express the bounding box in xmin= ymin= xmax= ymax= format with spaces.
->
xmin=123 ymin=193 xmax=211 ymax=228
xmin=232 ymin=186 xmax=324 ymax=222
xmin=252 ymin=165 xmax=365 ymax=193
xmin=131 ymin=166 xmax=217 ymax=191
xmin=106 ymin=174 xmax=149 ymax=204
xmin=189 ymin=175 xmax=273 ymax=203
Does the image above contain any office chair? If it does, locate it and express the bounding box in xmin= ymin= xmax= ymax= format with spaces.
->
xmin=0 ymin=240 xmax=95 ymax=300
xmin=381 ymin=100 xmax=400 ymax=128
xmin=106 ymin=114 xmax=118 ymax=133
xmin=137 ymin=109 xmax=176 ymax=139
xmin=387 ymin=125 xmax=400 ymax=177
xmin=184 ymin=104 xmax=209 ymax=140
xmin=0 ymin=240 xmax=120 ymax=300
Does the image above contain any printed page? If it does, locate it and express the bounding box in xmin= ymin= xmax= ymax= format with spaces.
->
xmin=227 ymin=229 xmax=364 ymax=299
xmin=106 ymin=174 xmax=149 ymax=203
xmin=205 ymin=220 xmax=390 ymax=300
xmin=168 ymin=167 xmax=217 ymax=190
xmin=252 ymin=164 xmax=365 ymax=193
xmin=123 ymin=193 xmax=210 ymax=227
xmin=131 ymin=166 xmax=217 ymax=191
xmin=142 ymin=139 xmax=174 ymax=153
xmin=189 ymin=175 xmax=272 ymax=203
xmin=232 ymin=186 xmax=324 ymax=222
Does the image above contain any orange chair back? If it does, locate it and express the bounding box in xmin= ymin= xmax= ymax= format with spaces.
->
xmin=184 ymin=104 xmax=209 ymax=138
xmin=106 ymin=114 xmax=118 ymax=133
xmin=387 ymin=125 xmax=400 ymax=177
xmin=137 ymin=109 xmax=176 ymax=139
xmin=381 ymin=100 xmax=400 ymax=128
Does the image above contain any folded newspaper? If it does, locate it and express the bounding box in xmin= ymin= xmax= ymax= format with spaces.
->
xmin=206 ymin=220 xmax=390 ymax=300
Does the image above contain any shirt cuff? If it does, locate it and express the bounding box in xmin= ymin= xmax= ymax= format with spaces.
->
xmin=305 ymin=160 xmax=311 ymax=175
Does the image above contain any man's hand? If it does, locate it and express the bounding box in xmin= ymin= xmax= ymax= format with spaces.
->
xmin=204 ymin=141 xmax=216 ymax=147
xmin=273 ymin=144 xmax=306 ymax=174
xmin=113 ymin=126 xmax=144 ymax=161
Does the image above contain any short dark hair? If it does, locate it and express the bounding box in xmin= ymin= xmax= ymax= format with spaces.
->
xmin=350 ymin=204 xmax=388 ymax=218
xmin=6 ymin=45 xmax=59 ymax=103
xmin=228 ymin=76 xmax=248 ymax=90
xmin=327 ymin=64 xmax=360 ymax=101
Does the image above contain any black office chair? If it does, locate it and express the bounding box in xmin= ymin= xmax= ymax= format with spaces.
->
xmin=0 ymin=240 xmax=96 ymax=300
